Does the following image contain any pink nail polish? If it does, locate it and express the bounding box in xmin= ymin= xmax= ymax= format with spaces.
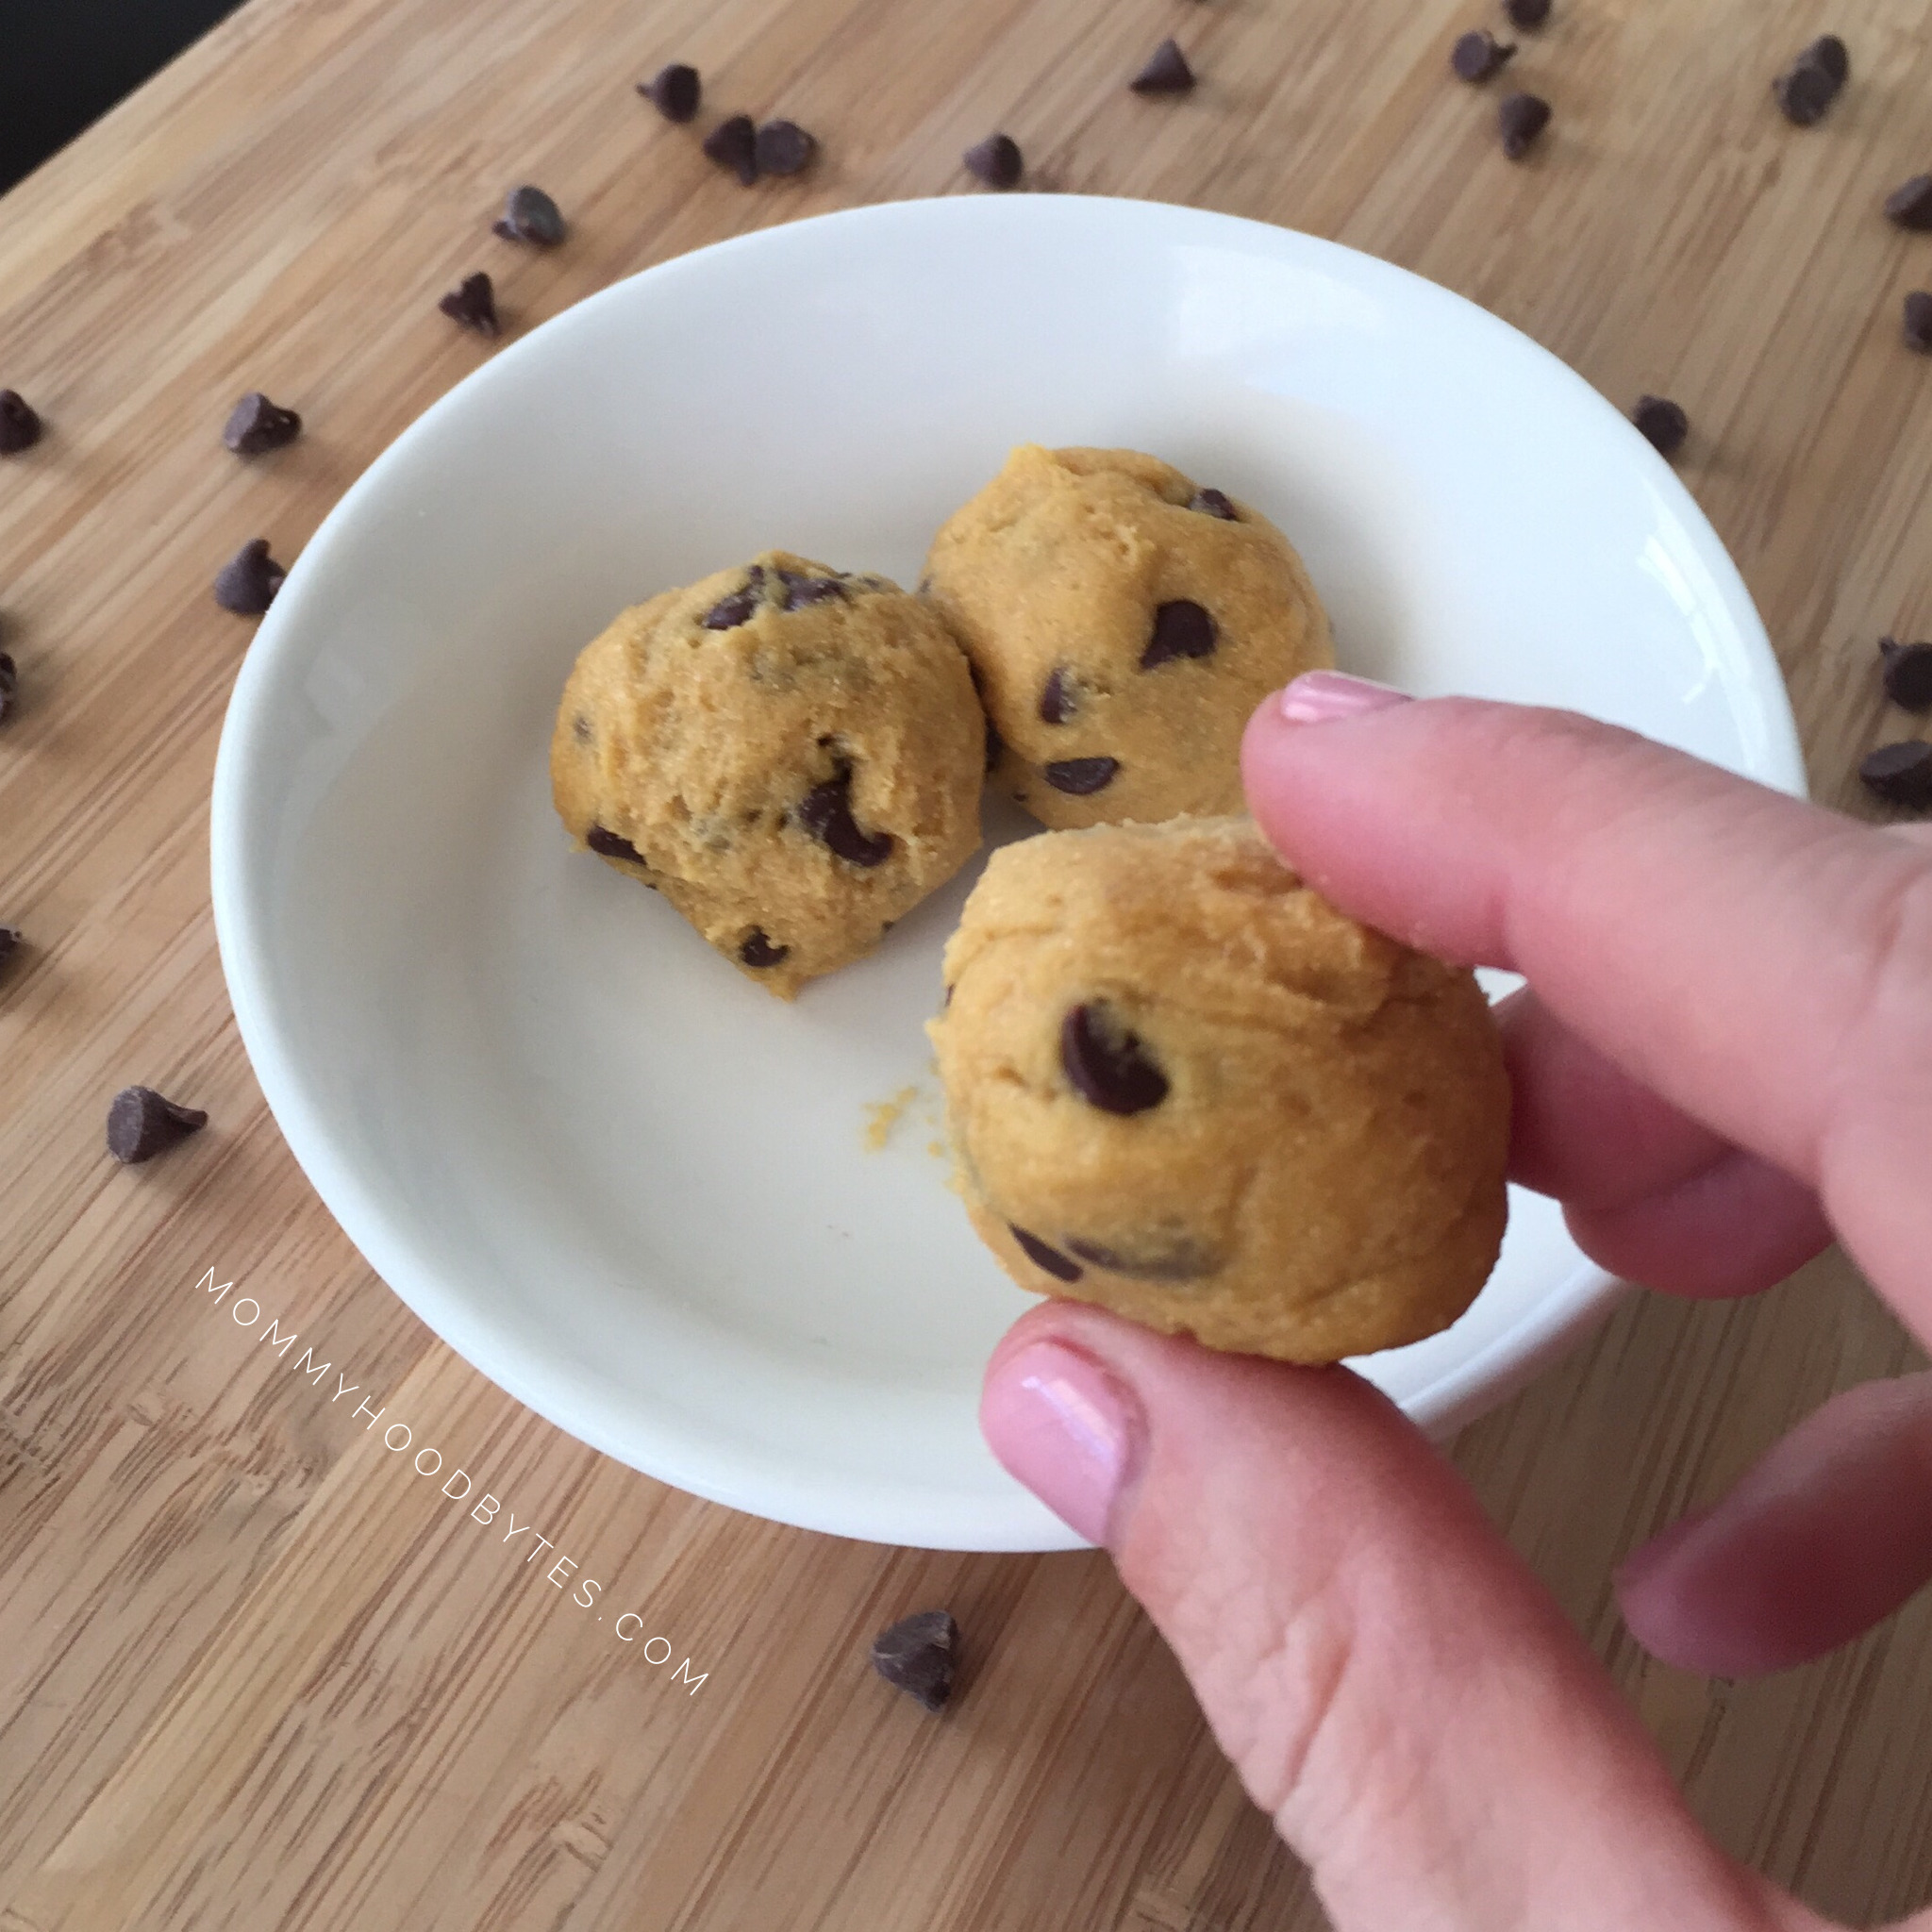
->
xmin=1276 ymin=670 xmax=1411 ymax=724
xmin=980 ymin=1339 xmax=1141 ymax=1546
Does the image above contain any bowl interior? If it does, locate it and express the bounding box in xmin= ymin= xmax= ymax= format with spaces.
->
xmin=212 ymin=195 xmax=1804 ymax=1550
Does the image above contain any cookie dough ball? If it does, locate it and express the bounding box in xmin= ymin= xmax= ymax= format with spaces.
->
xmin=921 ymin=445 xmax=1334 ymax=830
xmin=927 ymin=816 xmax=1509 ymax=1363
xmin=552 ymin=551 xmax=984 ymax=999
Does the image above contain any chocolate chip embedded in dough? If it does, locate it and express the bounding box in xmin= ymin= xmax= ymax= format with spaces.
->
xmin=1141 ymin=600 xmax=1216 ymax=669
xmin=739 ymin=928 xmax=790 ymax=968
xmin=1189 ymin=487 xmax=1239 ymax=519
xmin=797 ymin=766 xmax=894 ymax=867
xmin=106 ymin=1086 xmax=208 ymax=1164
xmin=776 ymin=568 xmax=846 ymax=609
xmin=870 ymin=1608 xmax=958 ymax=1711
xmin=1043 ymin=756 xmax=1118 ymax=795
xmin=1039 ymin=666 xmax=1076 ymax=724
xmin=586 ymin=824 xmax=645 ymax=862
xmin=1065 ymin=1234 xmax=1214 ymax=1281
xmin=703 ymin=566 xmax=766 ymax=629
xmin=1060 ymin=1001 xmax=1169 ymax=1114
xmin=1009 ymin=1225 xmax=1084 ymax=1282
xmin=982 ymin=715 xmax=1003 ymax=774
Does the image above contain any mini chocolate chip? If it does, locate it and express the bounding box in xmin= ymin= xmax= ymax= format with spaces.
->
xmin=1503 ymin=0 xmax=1550 ymax=27
xmin=1453 ymin=29 xmax=1516 ymax=82
xmin=1129 ymin=38 xmax=1194 ymax=94
xmin=1061 ymin=1001 xmax=1169 ymax=1114
xmin=1498 ymin=91 xmax=1551 ymax=157
xmin=1190 ymin=487 xmax=1239 ymax=519
xmin=107 ymin=1086 xmax=208 ymax=1164
xmin=0 ymin=926 xmax=19 ymax=973
xmin=213 ymin=538 xmax=286 ymax=614
xmin=493 ymin=184 xmax=566 ymax=246
xmin=740 ymin=928 xmax=790 ymax=968
xmin=1039 ymin=666 xmax=1076 ymax=724
xmin=1881 ymin=639 xmax=1932 ymax=711
xmin=777 ymin=568 xmax=846 ymax=609
xmin=1904 ymin=292 xmax=1932 ymax=354
xmin=964 ymin=133 xmax=1023 ymax=189
xmin=586 ymin=824 xmax=645 ymax=862
xmin=0 ymin=651 xmax=14 ymax=725
xmin=1065 ymin=1235 xmax=1211 ymax=1282
xmin=704 ymin=113 xmax=758 ymax=184
xmin=797 ymin=766 xmax=894 ymax=866
xmin=1859 ymin=740 xmax=1932 ymax=808
xmin=1886 ymin=175 xmax=1932 ymax=230
xmin=1141 ymin=600 xmax=1216 ymax=669
xmin=870 ymin=1609 xmax=958 ymax=1712
xmin=1631 ymin=394 xmax=1689 ymax=459
xmin=756 ymin=120 xmax=817 ymax=176
xmin=703 ymin=566 xmax=766 ymax=629
xmin=572 ymin=713 xmax=593 ymax=743
xmin=641 ymin=62 xmax=700 ymax=122
xmin=983 ymin=714 xmax=1003 ymax=773
xmin=223 ymin=391 xmax=302 ymax=455
xmin=1043 ymin=756 xmax=1119 ymax=795
xmin=1773 ymin=42 xmax=1844 ymax=126
xmin=0 ymin=391 xmax=42 ymax=454
xmin=1010 ymin=1225 xmax=1085 ymax=1282
xmin=439 ymin=272 xmax=499 ymax=336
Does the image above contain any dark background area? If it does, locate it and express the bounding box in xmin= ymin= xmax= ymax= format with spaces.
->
xmin=0 ymin=0 xmax=250 ymax=192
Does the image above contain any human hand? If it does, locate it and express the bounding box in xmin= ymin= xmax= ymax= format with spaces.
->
xmin=977 ymin=675 xmax=1932 ymax=1931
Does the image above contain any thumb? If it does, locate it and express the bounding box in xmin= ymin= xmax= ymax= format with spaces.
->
xmin=981 ymin=1300 xmax=1805 ymax=1932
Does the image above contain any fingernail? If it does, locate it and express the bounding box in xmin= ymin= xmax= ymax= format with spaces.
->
xmin=980 ymin=1338 xmax=1141 ymax=1547
xmin=1276 ymin=670 xmax=1411 ymax=724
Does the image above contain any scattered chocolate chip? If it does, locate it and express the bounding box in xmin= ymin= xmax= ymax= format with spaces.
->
xmin=641 ymin=61 xmax=700 ymax=123
xmin=1061 ymin=1002 xmax=1169 ymax=1114
xmin=1503 ymin=0 xmax=1550 ymax=27
xmin=1452 ymin=29 xmax=1516 ymax=82
xmin=1010 ymin=1225 xmax=1085 ymax=1282
xmin=703 ymin=566 xmax=766 ymax=629
xmin=1631 ymin=394 xmax=1689 ymax=459
xmin=1129 ymin=38 xmax=1194 ymax=94
xmin=1141 ymin=600 xmax=1216 ymax=669
xmin=224 ymin=391 xmax=302 ymax=458
xmin=704 ymin=113 xmax=759 ymax=184
xmin=1886 ymin=175 xmax=1932 ymax=230
xmin=798 ymin=765 xmax=894 ymax=867
xmin=1859 ymin=740 xmax=1932 ymax=808
xmin=740 ymin=928 xmax=790 ymax=968
xmin=1043 ymin=756 xmax=1119 ymax=795
xmin=983 ymin=714 xmax=1003 ymax=774
xmin=213 ymin=538 xmax=286 ymax=615
xmin=1880 ymin=638 xmax=1932 ymax=711
xmin=1498 ymin=91 xmax=1551 ymax=158
xmin=1807 ymin=33 xmax=1850 ymax=88
xmin=756 ymin=120 xmax=817 ymax=176
xmin=493 ymin=184 xmax=566 ymax=246
xmin=1904 ymin=292 xmax=1932 ymax=354
xmin=776 ymin=568 xmax=846 ymax=609
xmin=1039 ymin=666 xmax=1076 ymax=724
xmin=0 ymin=391 xmax=42 ymax=454
xmin=587 ymin=824 xmax=645 ymax=862
xmin=964 ymin=133 xmax=1023 ymax=189
xmin=0 ymin=651 xmax=14 ymax=725
xmin=1189 ymin=487 xmax=1239 ymax=519
xmin=1065 ymin=1235 xmax=1210 ymax=1281
xmin=870 ymin=1609 xmax=958 ymax=1712
xmin=1773 ymin=39 xmax=1846 ymax=126
xmin=107 ymin=1086 xmax=208 ymax=1164
xmin=439 ymin=272 xmax=499 ymax=336
xmin=0 ymin=926 xmax=18 ymax=974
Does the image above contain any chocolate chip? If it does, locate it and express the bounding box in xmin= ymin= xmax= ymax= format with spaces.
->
xmin=1129 ymin=38 xmax=1194 ymax=94
xmin=1773 ymin=40 xmax=1846 ymax=126
xmin=1039 ymin=666 xmax=1077 ymax=724
xmin=572 ymin=713 xmax=593 ymax=743
xmin=1631 ymin=394 xmax=1689 ymax=459
xmin=222 ymin=391 xmax=302 ymax=455
xmin=1498 ymin=91 xmax=1551 ymax=157
xmin=641 ymin=62 xmax=700 ymax=122
xmin=0 ymin=391 xmax=42 ymax=455
xmin=964 ymin=133 xmax=1023 ymax=189
xmin=798 ymin=766 xmax=894 ymax=867
xmin=1065 ymin=1235 xmax=1211 ymax=1281
xmin=1452 ymin=30 xmax=1516 ymax=82
xmin=740 ymin=928 xmax=790 ymax=968
xmin=1141 ymin=600 xmax=1216 ymax=669
xmin=983 ymin=714 xmax=1003 ymax=773
xmin=1904 ymin=292 xmax=1932 ymax=353
xmin=1043 ymin=756 xmax=1119 ymax=795
xmin=1503 ymin=0 xmax=1550 ymax=27
xmin=1880 ymin=639 xmax=1932 ymax=711
xmin=1807 ymin=33 xmax=1849 ymax=88
xmin=1010 ymin=1226 xmax=1084 ymax=1282
xmin=705 ymin=114 xmax=758 ymax=184
xmin=1859 ymin=740 xmax=1932 ymax=808
xmin=587 ymin=824 xmax=644 ymax=862
xmin=439 ymin=272 xmax=499 ymax=336
xmin=756 ymin=120 xmax=817 ymax=176
xmin=0 ymin=926 xmax=18 ymax=974
xmin=1886 ymin=175 xmax=1932 ymax=230
xmin=703 ymin=566 xmax=766 ymax=629
xmin=1190 ymin=487 xmax=1239 ymax=519
xmin=1061 ymin=1002 xmax=1169 ymax=1114
xmin=776 ymin=568 xmax=846 ymax=609
xmin=107 ymin=1086 xmax=208 ymax=1164
xmin=0 ymin=651 xmax=14 ymax=725
xmin=493 ymin=184 xmax=566 ymax=246
xmin=870 ymin=1609 xmax=958 ymax=1712
xmin=213 ymin=538 xmax=286 ymax=614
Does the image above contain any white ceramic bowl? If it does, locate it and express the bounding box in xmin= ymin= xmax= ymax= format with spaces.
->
xmin=210 ymin=194 xmax=1805 ymax=1552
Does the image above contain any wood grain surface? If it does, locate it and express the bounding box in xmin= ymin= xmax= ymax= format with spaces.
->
xmin=4 ymin=0 xmax=1931 ymax=1924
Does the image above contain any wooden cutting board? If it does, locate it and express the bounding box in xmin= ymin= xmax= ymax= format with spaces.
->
xmin=3 ymin=0 xmax=1930 ymax=1924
